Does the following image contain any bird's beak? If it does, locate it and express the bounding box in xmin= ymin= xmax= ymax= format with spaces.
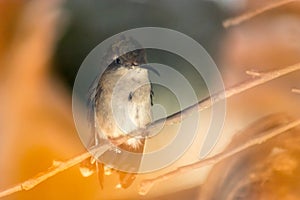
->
xmin=140 ymin=64 xmax=160 ymax=76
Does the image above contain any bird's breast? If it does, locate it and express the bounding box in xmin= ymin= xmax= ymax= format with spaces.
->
xmin=95 ymin=67 xmax=152 ymax=147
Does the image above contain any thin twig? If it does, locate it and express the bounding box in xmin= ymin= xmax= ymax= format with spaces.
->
xmin=246 ymin=70 xmax=261 ymax=77
xmin=138 ymin=119 xmax=300 ymax=195
xmin=223 ymin=0 xmax=298 ymax=28
xmin=0 ymin=151 xmax=90 ymax=198
xmin=0 ymin=144 xmax=110 ymax=198
xmin=1 ymin=63 xmax=300 ymax=198
xmin=292 ymin=88 xmax=300 ymax=94
xmin=142 ymin=62 xmax=300 ymax=130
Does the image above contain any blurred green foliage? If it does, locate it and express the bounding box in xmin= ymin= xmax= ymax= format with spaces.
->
xmin=53 ymin=0 xmax=226 ymax=89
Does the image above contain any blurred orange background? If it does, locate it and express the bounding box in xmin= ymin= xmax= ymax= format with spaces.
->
xmin=0 ymin=0 xmax=300 ymax=200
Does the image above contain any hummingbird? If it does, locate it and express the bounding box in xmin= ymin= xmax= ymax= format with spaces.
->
xmin=80 ymin=36 xmax=156 ymax=189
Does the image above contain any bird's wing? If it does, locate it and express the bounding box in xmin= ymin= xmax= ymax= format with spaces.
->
xmin=78 ymin=76 xmax=102 ymax=180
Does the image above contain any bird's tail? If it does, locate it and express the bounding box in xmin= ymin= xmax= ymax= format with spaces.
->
xmin=79 ymin=138 xmax=145 ymax=189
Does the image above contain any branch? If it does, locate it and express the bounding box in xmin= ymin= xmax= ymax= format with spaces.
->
xmin=0 ymin=152 xmax=90 ymax=198
xmin=138 ymin=118 xmax=300 ymax=195
xmin=223 ymin=0 xmax=298 ymax=28
xmin=0 ymin=63 xmax=300 ymax=198
xmin=143 ymin=62 xmax=300 ymax=130
xmin=0 ymin=144 xmax=110 ymax=198
xmin=292 ymin=88 xmax=300 ymax=94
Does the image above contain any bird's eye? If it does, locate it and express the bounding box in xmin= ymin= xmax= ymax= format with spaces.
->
xmin=115 ymin=58 xmax=122 ymax=65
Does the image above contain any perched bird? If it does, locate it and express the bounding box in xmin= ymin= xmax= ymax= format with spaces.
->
xmin=80 ymin=36 xmax=155 ymax=189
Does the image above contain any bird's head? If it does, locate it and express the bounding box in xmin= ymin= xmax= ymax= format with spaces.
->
xmin=105 ymin=36 xmax=159 ymax=76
